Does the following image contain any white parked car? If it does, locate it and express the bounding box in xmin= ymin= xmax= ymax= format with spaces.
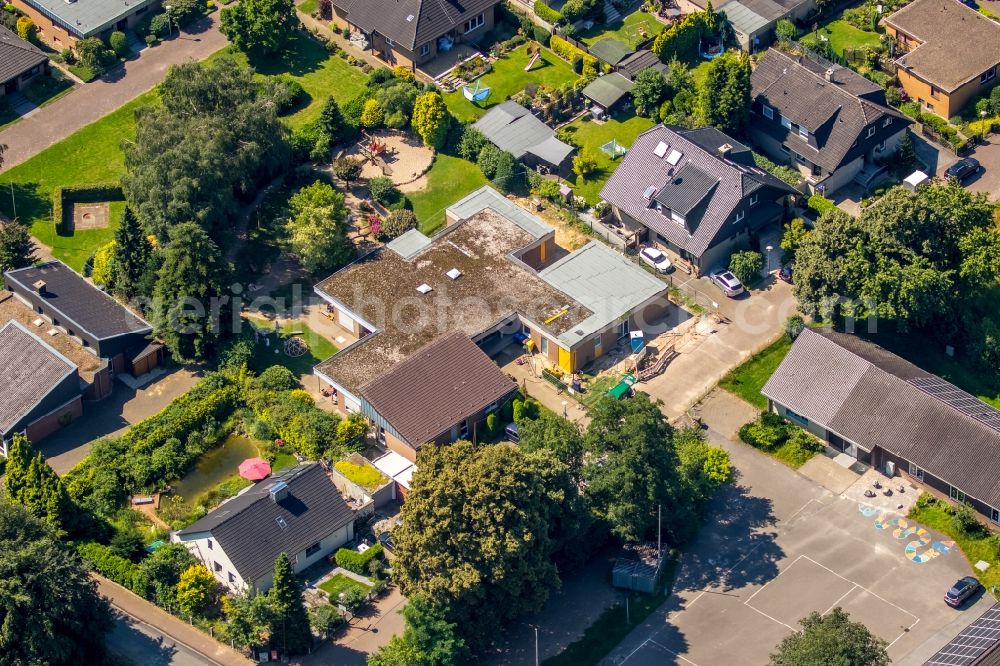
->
xmin=640 ymin=246 xmax=673 ymax=273
xmin=710 ymin=270 xmax=744 ymax=297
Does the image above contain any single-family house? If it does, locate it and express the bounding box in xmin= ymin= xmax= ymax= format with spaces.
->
xmin=11 ymin=0 xmax=161 ymax=49
xmin=689 ymin=0 xmax=815 ymax=51
xmin=5 ymin=261 xmax=163 ymax=378
xmin=474 ymin=101 xmax=576 ymax=172
xmin=313 ymin=186 xmax=671 ymax=462
xmin=763 ymin=328 xmax=1000 ymax=526
xmin=0 ymin=25 xmax=48 ymax=97
xmin=0 ymin=320 xmax=83 ymax=455
xmin=750 ymin=48 xmax=911 ymax=194
xmin=331 ymin=0 xmax=501 ymax=71
xmin=883 ymin=0 xmax=1000 ymax=119
xmin=601 ymin=125 xmax=799 ymax=274
xmin=172 ymin=464 xmax=357 ymax=593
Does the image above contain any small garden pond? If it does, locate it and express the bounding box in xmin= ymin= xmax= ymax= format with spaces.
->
xmin=171 ymin=434 xmax=260 ymax=503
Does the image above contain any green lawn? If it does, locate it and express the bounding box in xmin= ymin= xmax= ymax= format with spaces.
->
xmin=909 ymin=496 xmax=1000 ymax=595
xmin=800 ymin=20 xmax=883 ymax=58
xmin=720 ymin=336 xmax=792 ymax=409
xmin=213 ymin=31 xmax=369 ymax=129
xmin=0 ymin=92 xmax=154 ymax=270
xmin=246 ymin=318 xmax=338 ymax=378
xmin=319 ymin=573 xmax=372 ymax=600
xmin=770 ymin=438 xmax=819 ymax=469
xmin=579 ymin=10 xmax=666 ymax=48
xmin=559 ymin=112 xmax=657 ymax=204
xmin=297 ymin=0 xmax=317 ymax=14
xmin=271 ymin=450 xmax=299 ymax=472
xmin=579 ymin=374 xmax=620 ymax=408
xmin=408 ymin=154 xmax=488 ymax=234
xmin=443 ymin=43 xmax=580 ymax=123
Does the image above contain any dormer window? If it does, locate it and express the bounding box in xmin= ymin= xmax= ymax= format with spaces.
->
xmin=749 ymin=193 xmax=758 ymax=207
xmin=866 ymin=126 xmax=875 ymax=138
xmin=671 ymin=210 xmax=686 ymax=225
xmin=762 ymin=104 xmax=774 ymax=120
xmin=798 ymin=125 xmax=809 ymax=140
xmin=883 ymin=117 xmax=892 ymax=128
xmin=781 ymin=115 xmax=792 ymax=130
xmin=734 ymin=210 xmax=745 ymax=223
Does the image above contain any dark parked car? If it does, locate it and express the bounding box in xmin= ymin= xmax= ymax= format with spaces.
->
xmin=779 ymin=263 xmax=793 ymax=284
xmin=504 ymin=422 xmax=520 ymax=443
xmin=945 ymin=576 xmax=981 ymax=607
xmin=377 ymin=532 xmax=395 ymax=553
xmin=945 ymin=158 xmax=981 ymax=182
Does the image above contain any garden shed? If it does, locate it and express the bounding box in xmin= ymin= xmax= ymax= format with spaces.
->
xmin=582 ymin=72 xmax=635 ymax=114
xmin=612 ymin=542 xmax=666 ymax=593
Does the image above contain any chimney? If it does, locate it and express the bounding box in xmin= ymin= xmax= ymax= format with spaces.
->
xmin=825 ymin=67 xmax=836 ymax=83
xmin=33 ymin=280 xmax=47 ymax=295
xmin=269 ymin=481 xmax=289 ymax=503
xmin=718 ymin=143 xmax=733 ymax=160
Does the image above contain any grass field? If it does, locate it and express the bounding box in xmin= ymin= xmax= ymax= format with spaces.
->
xmin=800 ymin=20 xmax=882 ymax=57
xmin=560 ymin=112 xmax=657 ymax=204
xmin=319 ymin=573 xmax=372 ymax=600
xmin=408 ymin=154 xmax=488 ymax=234
xmin=0 ymin=92 xmax=154 ymax=270
xmin=245 ymin=318 xmax=338 ymax=378
xmin=443 ymin=43 xmax=580 ymax=123
xmin=909 ymin=495 xmax=1000 ymax=595
xmin=579 ymin=10 xmax=666 ymax=48
xmin=719 ymin=336 xmax=792 ymax=409
xmin=296 ymin=0 xmax=317 ymax=14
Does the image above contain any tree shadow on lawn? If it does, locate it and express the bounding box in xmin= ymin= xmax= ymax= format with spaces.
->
xmin=0 ymin=182 xmax=50 ymax=227
xmin=247 ymin=31 xmax=330 ymax=79
xmin=673 ymin=476 xmax=783 ymax=595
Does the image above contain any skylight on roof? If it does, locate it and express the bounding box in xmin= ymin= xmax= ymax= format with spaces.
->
xmin=643 ymin=185 xmax=657 ymax=200
xmin=406 ymin=14 xmax=414 ymax=21
xmin=416 ymin=284 xmax=433 ymax=294
xmin=275 ymin=516 xmax=288 ymax=529
xmin=446 ymin=268 xmax=462 ymax=280
xmin=653 ymin=141 xmax=668 ymax=158
xmin=666 ymin=149 xmax=683 ymax=166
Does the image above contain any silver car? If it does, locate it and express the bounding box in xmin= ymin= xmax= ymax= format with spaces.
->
xmin=710 ymin=270 xmax=744 ymax=297
xmin=640 ymin=247 xmax=673 ymax=273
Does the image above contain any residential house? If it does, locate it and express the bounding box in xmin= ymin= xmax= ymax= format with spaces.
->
xmin=474 ymin=101 xmax=576 ymax=173
xmin=0 ymin=320 xmax=83 ymax=455
xmin=313 ymin=186 xmax=671 ymax=462
xmin=763 ymin=328 xmax=1000 ymax=526
xmin=750 ymin=48 xmax=911 ymax=194
xmin=883 ymin=0 xmax=1000 ymax=118
xmin=331 ymin=0 xmax=500 ymax=71
xmin=11 ymin=0 xmax=161 ymax=49
xmin=5 ymin=261 xmax=163 ymax=378
xmin=601 ymin=125 xmax=799 ymax=274
xmin=691 ymin=0 xmax=815 ymax=51
xmin=173 ymin=464 xmax=357 ymax=593
xmin=0 ymin=25 xmax=48 ymax=97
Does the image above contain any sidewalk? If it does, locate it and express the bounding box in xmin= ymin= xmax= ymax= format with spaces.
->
xmin=0 ymin=14 xmax=228 ymax=172
xmin=95 ymin=575 xmax=253 ymax=666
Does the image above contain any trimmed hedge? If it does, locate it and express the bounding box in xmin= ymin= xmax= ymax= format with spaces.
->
xmin=78 ymin=542 xmax=151 ymax=598
xmin=335 ymin=543 xmax=383 ymax=574
xmin=807 ymin=193 xmax=836 ymax=217
xmin=549 ymin=36 xmax=597 ymax=79
xmin=53 ymin=182 xmax=124 ymax=232
xmin=533 ymin=0 xmax=561 ymax=24
xmin=651 ymin=9 xmax=714 ymax=62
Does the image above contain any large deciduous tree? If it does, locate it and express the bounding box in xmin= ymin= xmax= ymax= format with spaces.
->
xmin=0 ymin=500 xmax=114 ymax=664
xmin=220 ymin=0 xmax=298 ymax=54
xmin=286 ymin=180 xmax=353 ymax=274
xmin=769 ymin=608 xmax=889 ymax=666
xmin=392 ymin=442 xmax=585 ymax=648
xmin=368 ymin=594 xmax=470 ymax=666
xmin=699 ymin=51 xmax=752 ymax=136
xmin=517 ymin=410 xmax=585 ymax=481
xmin=268 ymin=553 xmax=313 ymax=655
xmin=151 ymin=222 xmax=227 ymax=361
xmin=0 ymin=219 xmax=37 ymax=274
xmin=631 ymin=68 xmax=667 ymax=117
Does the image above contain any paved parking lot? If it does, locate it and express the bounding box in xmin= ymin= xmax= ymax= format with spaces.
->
xmin=607 ymin=393 xmax=988 ymax=666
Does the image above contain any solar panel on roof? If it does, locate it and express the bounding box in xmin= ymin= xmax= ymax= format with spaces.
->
xmin=910 ymin=376 xmax=1000 ymax=433
xmin=653 ymin=141 xmax=668 ymax=158
xmin=924 ymin=602 xmax=1000 ymax=666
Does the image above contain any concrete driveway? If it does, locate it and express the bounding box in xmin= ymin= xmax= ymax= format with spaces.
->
xmin=964 ymin=136 xmax=1000 ymax=199
xmin=605 ymin=390 xmax=989 ymax=666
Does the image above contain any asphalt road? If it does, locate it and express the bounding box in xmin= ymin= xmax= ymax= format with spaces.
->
xmin=108 ymin=611 xmax=216 ymax=666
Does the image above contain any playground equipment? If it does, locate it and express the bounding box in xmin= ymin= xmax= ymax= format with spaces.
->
xmin=462 ymin=80 xmax=492 ymax=103
xmin=284 ymin=336 xmax=308 ymax=358
xmin=699 ymin=38 xmax=725 ymax=59
xmin=525 ymin=48 xmax=542 ymax=71
xmin=601 ymin=138 xmax=627 ymax=159
xmin=358 ymin=131 xmax=393 ymax=176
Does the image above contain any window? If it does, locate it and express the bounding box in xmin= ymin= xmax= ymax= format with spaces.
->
xmin=459 ymin=419 xmax=469 ymax=438
xmin=930 ymin=87 xmax=940 ymax=100
xmin=926 ymin=102 xmax=934 ymax=111
xmin=485 ymin=401 xmax=498 ymax=414
xmin=619 ymin=320 xmax=630 ymax=338
xmin=734 ymin=210 xmax=745 ymax=223
xmin=785 ymin=409 xmax=809 ymax=426
xmin=780 ymin=144 xmax=791 ymax=155
xmin=594 ymin=336 xmax=602 ymax=356
xmin=883 ymin=117 xmax=892 ymax=128
xmin=866 ymin=126 xmax=875 ymax=138
xmin=780 ymin=115 xmax=792 ymax=129
xmin=420 ymin=43 xmax=430 ymax=56
xmin=795 ymin=153 xmax=807 ymax=165
xmin=992 ymin=507 xmax=999 ymax=524
xmin=207 ymin=539 xmax=213 ymax=550
xmin=798 ymin=125 xmax=809 ymax=140
xmin=228 ymin=573 xmax=236 ymax=584
xmin=136 ymin=5 xmax=148 ymax=14
xmin=464 ymin=13 xmax=484 ymax=33
xmin=385 ymin=36 xmax=394 ymax=47
xmin=950 ymin=486 xmax=966 ymax=503
xmin=671 ymin=209 xmax=685 ymax=225
xmin=305 ymin=542 xmax=321 ymax=557
xmin=908 ymin=462 xmax=924 ymax=481
xmin=762 ymin=105 xmax=773 ymax=120
xmin=982 ymin=66 xmax=997 ymax=84
xmin=749 ymin=193 xmax=758 ymax=207
xmin=540 ymin=336 xmax=549 ymax=355
xmin=213 ymin=561 xmax=222 ymax=572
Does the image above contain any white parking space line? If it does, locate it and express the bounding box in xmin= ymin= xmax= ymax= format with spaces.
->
xmin=798 ymin=556 xmax=919 ymax=624
xmin=621 ymin=639 xmax=702 ymax=666
xmin=822 ymin=584 xmax=859 ymax=615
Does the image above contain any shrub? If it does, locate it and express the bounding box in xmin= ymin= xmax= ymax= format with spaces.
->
xmin=550 ymin=36 xmax=598 ymax=79
xmin=368 ymin=176 xmax=400 ymax=206
xmin=533 ymin=0 xmax=561 ymax=23
xmin=784 ymin=315 xmax=805 ymax=340
xmin=381 ymin=209 xmax=417 ymax=239
xmin=360 ymin=98 xmax=384 ymax=127
xmin=260 ymin=75 xmax=305 ymax=115
xmin=16 ymin=15 xmax=35 ymax=42
xmin=78 ymin=542 xmax=151 ymax=598
xmin=533 ymin=26 xmax=551 ymax=46
xmin=572 ymin=147 xmax=599 ymax=179
xmin=334 ymin=460 xmax=387 ymax=490
xmin=149 ymin=13 xmax=170 ymax=36
xmin=52 ymin=183 xmax=124 ymax=232
xmin=738 ymin=412 xmax=789 ymax=451
xmin=457 ymin=125 xmax=489 ymax=161
xmin=752 ymin=150 xmax=801 ymax=187
xmin=952 ymin=503 xmax=987 ymax=538
xmin=486 ymin=413 xmax=498 ymax=436
xmin=334 ymin=543 xmax=383 ymax=574
xmin=109 ymin=31 xmax=128 ymax=56
xmin=807 ymin=193 xmax=836 ymax=217
xmin=317 ymin=0 xmax=331 ymax=19
xmin=728 ymin=250 xmax=763 ymax=286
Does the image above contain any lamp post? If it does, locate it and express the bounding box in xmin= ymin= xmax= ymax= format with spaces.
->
xmin=765 ymin=244 xmax=774 ymax=274
xmin=165 ymin=5 xmax=174 ymax=37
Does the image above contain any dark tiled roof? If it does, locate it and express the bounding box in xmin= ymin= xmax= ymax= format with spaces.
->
xmin=763 ymin=329 xmax=1000 ymax=508
xmin=617 ymin=50 xmax=668 ymax=81
xmin=600 ymin=125 xmax=798 ymax=257
xmin=751 ymin=49 xmax=910 ymax=173
xmin=653 ymin=164 xmax=719 ymax=215
xmin=884 ymin=0 xmax=1000 ymax=92
xmin=335 ymin=0 xmax=500 ymax=51
xmin=0 ymin=320 xmax=77 ymax=435
xmin=177 ymin=464 xmax=355 ymax=584
xmin=360 ymin=332 xmax=516 ymax=448
xmin=474 ymin=101 xmax=574 ymax=166
xmin=0 ymin=26 xmax=46 ymax=85
xmin=4 ymin=261 xmax=151 ymax=340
